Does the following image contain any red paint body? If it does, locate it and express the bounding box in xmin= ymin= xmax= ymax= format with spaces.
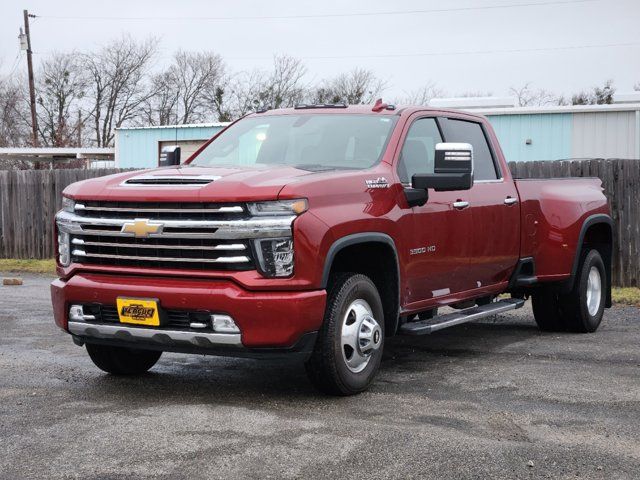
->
xmin=52 ymin=106 xmax=610 ymax=349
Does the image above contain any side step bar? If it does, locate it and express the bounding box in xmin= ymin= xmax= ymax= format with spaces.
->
xmin=399 ymin=298 xmax=525 ymax=336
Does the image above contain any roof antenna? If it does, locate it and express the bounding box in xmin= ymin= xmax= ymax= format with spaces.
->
xmin=372 ymin=98 xmax=388 ymax=112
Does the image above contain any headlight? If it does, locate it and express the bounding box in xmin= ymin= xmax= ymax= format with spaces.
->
xmin=57 ymin=231 xmax=70 ymax=266
xmin=62 ymin=196 xmax=75 ymax=213
xmin=254 ymin=237 xmax=294 ymax=277
xmin=247 ymin=199 xmax=308 ymax=216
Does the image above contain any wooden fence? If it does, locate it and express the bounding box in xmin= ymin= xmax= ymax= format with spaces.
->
xmin=0 ymin=169 xmax=125 ymax=260
xmin=1 ymin=160 xmax=639 ymax=286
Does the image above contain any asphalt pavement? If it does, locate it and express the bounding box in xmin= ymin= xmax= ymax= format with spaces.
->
xmin=1 ymin=273 xmax=639 ymax=479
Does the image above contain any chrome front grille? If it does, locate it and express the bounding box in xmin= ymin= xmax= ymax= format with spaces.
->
xmin=56 ymin=201 xmax=294 ymax=271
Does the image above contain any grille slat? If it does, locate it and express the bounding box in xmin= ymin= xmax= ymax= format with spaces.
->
xmin=73 ymin=250 xmax=251 ymax=264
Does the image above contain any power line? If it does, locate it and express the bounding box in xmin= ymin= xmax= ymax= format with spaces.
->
xmin=223 ymin=41 xmax=640 ymax=61
xmin=36 ymin=0 xmax=600 ymax=21
xmin=30 ymin=41 xmax=639 ymax=61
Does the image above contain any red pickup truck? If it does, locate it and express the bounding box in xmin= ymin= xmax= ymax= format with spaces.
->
xmin=51 ymin=103 xmax=613 ymax=395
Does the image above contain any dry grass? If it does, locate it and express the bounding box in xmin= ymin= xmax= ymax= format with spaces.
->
xmin=0 ymin=259 xmax=57 ymax=275
xmin=611 ymin=287 xmax=640 ymax=307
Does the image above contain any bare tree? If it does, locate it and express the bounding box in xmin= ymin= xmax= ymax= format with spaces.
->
xmin=140 ymin=73 xmax=180 ymax=126
xmin=509 ymin=83 xmax=557 ymax=107
xmin=309 ymin=68 xmax=386 ymax=105
xmin=208 ymin=70 xmax=264 ymax=120
xmin=259 ymin=55 xmax=308 ymax=108
xmin=142 ymin=52 xmax=225 ymax=126
xmin=211 ymin=55 xmax=308 ymax=120
xmin=35 ymin=53 xmax=88 ymax=147
xmin=395 ymin=81 xmax=444 ymax=105
xmin=83 ymin=36 xmax=156 ymax=147
xmin=0 ymin=75 xmax=30 ymax=148
xmin=635 ymin=82 xmax=640 ymax=91
xmin=457 ymin=90 xmax=494 ymax=98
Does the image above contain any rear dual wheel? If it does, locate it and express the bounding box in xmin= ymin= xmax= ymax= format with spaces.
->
xmin=532 ymin=249 xmax=606 ymax=333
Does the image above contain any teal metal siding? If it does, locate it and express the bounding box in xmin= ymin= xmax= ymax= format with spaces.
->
xmin=487 ymin=113 xmax=572 ymax=162
xmin=116 ymin=126 xmax=224 ymax=168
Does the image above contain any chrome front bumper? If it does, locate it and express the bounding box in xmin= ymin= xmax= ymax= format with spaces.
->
xmin=68 ymin=321 xmax=242 ymax=348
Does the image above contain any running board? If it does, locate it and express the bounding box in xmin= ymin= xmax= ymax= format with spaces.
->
xmin=399 ymin=298 xmax=525 ymax=335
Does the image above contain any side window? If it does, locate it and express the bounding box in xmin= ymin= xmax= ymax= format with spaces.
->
xmin=397 ymin=117 xmax=442 ymax=184
xmin=440 ymin=118 xmax=499 ymax=181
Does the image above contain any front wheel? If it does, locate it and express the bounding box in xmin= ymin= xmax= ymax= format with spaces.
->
xmin=305 ymin=273 xmax=384 ymax=395
xmin=86 ymin=344 xmax=162 ymax=375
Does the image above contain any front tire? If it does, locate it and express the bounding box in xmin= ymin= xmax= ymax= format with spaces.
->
xmin=305 ymin=273 xmax=384 ymax=395
xmin=86 ymin=344 xmax=162 ymax=375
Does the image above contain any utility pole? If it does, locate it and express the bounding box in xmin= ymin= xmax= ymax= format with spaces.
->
xmin=22 ymin=10 xmax=39 ymax=147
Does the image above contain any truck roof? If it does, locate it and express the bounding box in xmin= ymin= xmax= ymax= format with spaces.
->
xmin=249 ymin=104 xmax=488 ymax=121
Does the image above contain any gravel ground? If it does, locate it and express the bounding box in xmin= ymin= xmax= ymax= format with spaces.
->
xmin=1 ymin=273 xmax=639 ymax=479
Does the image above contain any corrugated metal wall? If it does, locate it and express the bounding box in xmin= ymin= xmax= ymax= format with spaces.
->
xmin=116 ymin=126 xmax=224 ymax=168
xmin=487 ymin=113 xmax=572 ymax=162
xmin=571 ymin=111 xmax=637 ymax=159
xmin=487 ymin=109 xmax=640 ymax=162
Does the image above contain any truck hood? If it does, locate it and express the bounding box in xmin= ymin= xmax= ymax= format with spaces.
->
xmin=63 ymin=165 xmax=319 ymax=202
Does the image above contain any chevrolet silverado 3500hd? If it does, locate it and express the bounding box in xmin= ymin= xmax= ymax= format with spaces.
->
xmin=51 ymin=102 xmax=613 ymax=395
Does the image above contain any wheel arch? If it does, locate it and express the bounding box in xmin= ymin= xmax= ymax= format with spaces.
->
xmin=566 ymin=214 xmax=613 ymax=306
xmin=322 ymin=233 xmax=401 ymax=336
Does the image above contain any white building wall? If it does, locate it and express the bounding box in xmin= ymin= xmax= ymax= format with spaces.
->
xmin=571 ymin=111 xmax=637 ymax=159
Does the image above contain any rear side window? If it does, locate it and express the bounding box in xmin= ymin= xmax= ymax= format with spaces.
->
xmin=440 ymin=119 xmax=499 ymax=181
xmin=397 ymin=117 xmax=443 ymax=184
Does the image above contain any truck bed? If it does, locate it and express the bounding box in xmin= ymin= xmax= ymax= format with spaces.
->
xmin=514 ymin=177 xmax=609 ymax=281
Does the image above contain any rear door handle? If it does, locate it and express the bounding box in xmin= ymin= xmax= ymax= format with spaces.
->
xmin=504 ymin=196 xmax=518 ymax=205
xmin=453 ymin=201 xmax=469 ymax=210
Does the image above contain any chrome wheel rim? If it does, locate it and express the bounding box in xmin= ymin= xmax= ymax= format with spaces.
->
xmin=586 ymin=266 xmax=602 ymax=316
xmin=341 ymin=299 xmax=382 ymax=373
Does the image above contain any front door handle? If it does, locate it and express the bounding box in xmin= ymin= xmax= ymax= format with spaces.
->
xmin=504 ymin=196 xmax=518 ymax=206
xmin=453 ymin=200 xmax=469 ymax=210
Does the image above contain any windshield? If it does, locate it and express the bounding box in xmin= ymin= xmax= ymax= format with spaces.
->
xmin=189 ymin=114 xmax=397 ymax=171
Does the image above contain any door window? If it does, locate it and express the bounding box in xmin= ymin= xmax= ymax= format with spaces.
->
xmin=397 ymin=117 xmax=443 ymax=184
xmin=440 ymin=119 xmax=499 ymax=181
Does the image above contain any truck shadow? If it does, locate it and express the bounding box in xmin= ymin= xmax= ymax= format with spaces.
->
xmin=80 ymin=316 xmax=542 ymax=402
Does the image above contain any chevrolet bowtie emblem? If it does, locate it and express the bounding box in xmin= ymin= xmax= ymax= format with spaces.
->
xmin=121 ymin=219 xmax=163 ymax=238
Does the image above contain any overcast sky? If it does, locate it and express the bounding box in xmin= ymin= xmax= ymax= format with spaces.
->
xmin=1 ymin=0 xmax=639 ymax=99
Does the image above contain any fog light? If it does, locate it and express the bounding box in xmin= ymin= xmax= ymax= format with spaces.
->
xmin=211 ymin=314 xmax=240 ymax=334
xmin=69 ymin=304 xmax=87 ymax=321
xmin=254 ymin=237 xmax=294 ymax=277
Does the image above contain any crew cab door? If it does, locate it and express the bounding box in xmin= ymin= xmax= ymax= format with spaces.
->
xmin=396 ymin=115 xmax=472 ymax=304
xmin=439 ymin=118 xmax=520 ymax=289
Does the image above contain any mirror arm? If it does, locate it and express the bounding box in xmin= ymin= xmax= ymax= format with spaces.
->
xmin=403 ymin=187 xmax=428 ymax=208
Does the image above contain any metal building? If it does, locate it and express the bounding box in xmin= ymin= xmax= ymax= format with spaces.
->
xmin=115 ymin=123 xmax=227 ymax=168
xmin=114 ymin=102 xmax=640 ymax=168
xmin=481 ymin=103 xmax=640 ymax=162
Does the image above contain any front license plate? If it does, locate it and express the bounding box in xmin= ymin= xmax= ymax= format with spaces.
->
xmin=116 ymin=297 xmax=160 ymax=326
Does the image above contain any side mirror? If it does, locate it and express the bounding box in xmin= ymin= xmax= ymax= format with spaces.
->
xmin=411 ymin=142 xmax=473 ymax=191
xmin=160 ymin=145 xmax=181 ymax=167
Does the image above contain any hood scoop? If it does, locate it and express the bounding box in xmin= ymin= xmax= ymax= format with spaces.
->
xmin=122 ymin=174 xmax=221 ymax=186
